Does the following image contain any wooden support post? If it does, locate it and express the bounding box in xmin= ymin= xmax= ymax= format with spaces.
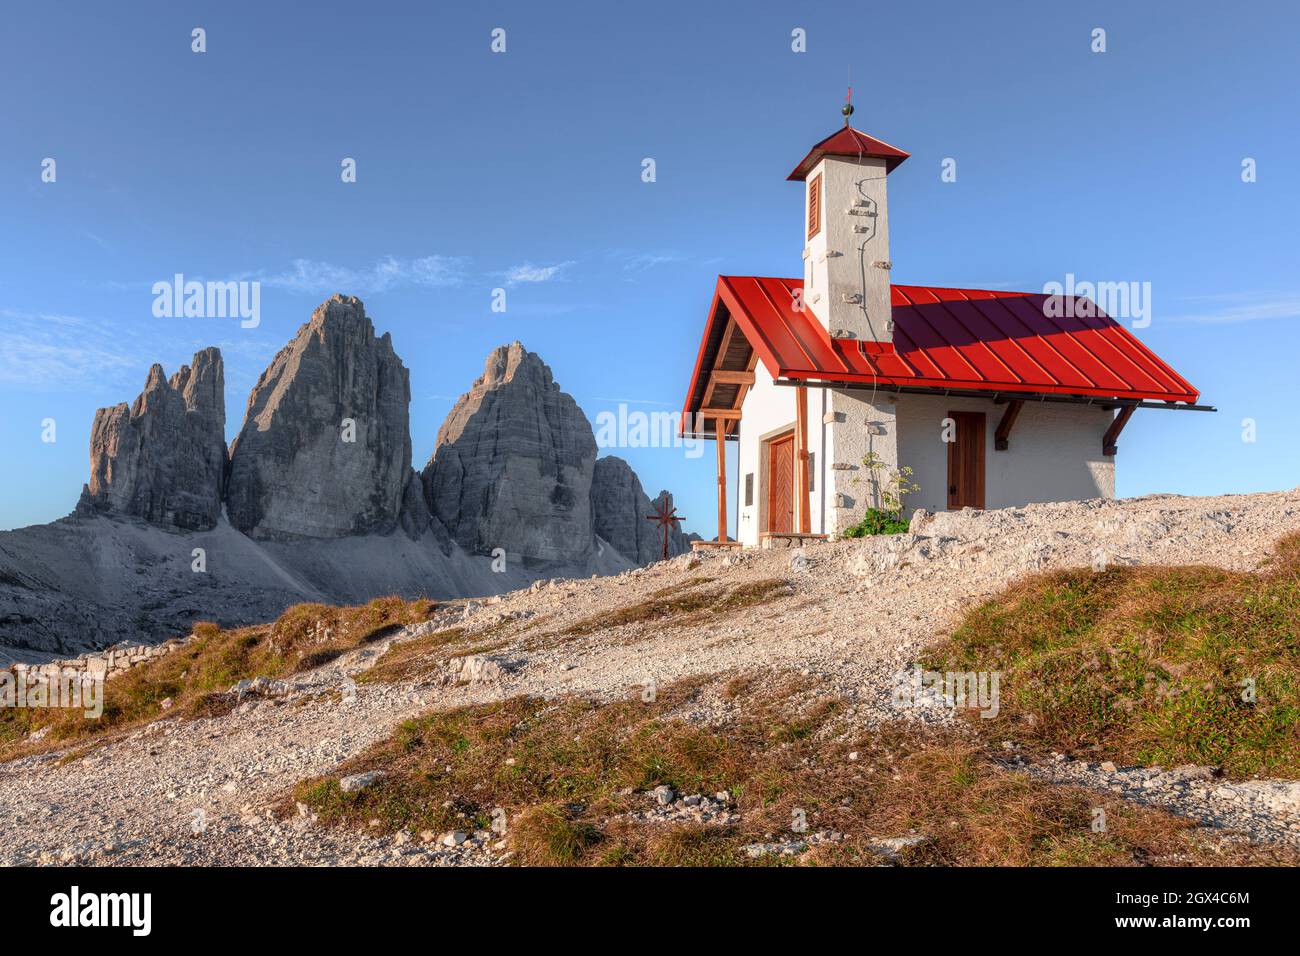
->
xmin=994 ymin=399 xmax=1024 ymax=451
xmin=794 ymin=386 xmax=811 ymax=534
xmin=715 ymin=416 xmax=728 ymax=542
xmin=1103 ymin=405 xmax=1136 ymax=456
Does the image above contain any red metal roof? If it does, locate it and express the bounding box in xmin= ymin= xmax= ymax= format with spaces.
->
xmin=682 ymin=276 xmax=1200 ymax=418
xmin=787 ymin=126 xmax=911 ymax=180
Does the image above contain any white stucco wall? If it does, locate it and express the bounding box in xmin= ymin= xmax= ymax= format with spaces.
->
xmin=824 ymin=386 xmax=899 ymax=534
xmin=735 ymin=383 xmax=1116 ymax=544
xmin=894 ymin=393 xmax=1116 ymax=514
xmin=737 ymin=373 xmax=902 ymax=543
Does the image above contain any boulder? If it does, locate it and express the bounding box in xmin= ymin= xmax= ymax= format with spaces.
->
xmin=446 ymin=653 xmax=522 ymax=685
xmin=339 ymin=771 xmax=386 ymax=794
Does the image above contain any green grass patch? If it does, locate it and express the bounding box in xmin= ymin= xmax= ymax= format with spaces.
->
xmin=924 ymin=532 xmax=1300 ymax=776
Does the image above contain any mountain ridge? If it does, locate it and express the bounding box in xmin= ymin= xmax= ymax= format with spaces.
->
xmin=0 ymin=295 xmax=692 ymax=662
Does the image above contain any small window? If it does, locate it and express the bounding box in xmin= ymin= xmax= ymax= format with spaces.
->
xmin=807 ymin=173 xmax=822 ymax=240
xmin=744 ymin=472 xmax=754 ymax=507
xmin=808 ymin=452 xmax=815 ymax=493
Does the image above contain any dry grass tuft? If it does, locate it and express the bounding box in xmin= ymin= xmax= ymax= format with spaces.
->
xmin=356 ymin=627 xmax=469 ymax=685
xmin=561 ymin=578 xmax=790 ymax=638
xmin=0 ymin=596 xmax=437 ymax=761
xmin=510 ymin=804 xmax=604 ymax=866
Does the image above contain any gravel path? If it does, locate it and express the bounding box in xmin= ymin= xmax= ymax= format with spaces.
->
xmin=1022 ymin=757 xmax=1300 ymax=848
xmin=2 ymin=489 xmax=1298 ymax=865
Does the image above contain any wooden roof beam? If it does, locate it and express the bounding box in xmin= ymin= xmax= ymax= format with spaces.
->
xmin=710 ymin=369 xmax=755 ymax=385
xmin=699 ymin=407 xmax=742 ymax=420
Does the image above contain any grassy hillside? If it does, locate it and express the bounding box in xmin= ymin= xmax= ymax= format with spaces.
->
xmin=289 ymin=675 xmax=1287 ymax=866
xmin=0 ymin=596 xmax=437 ymax=758
xmin=925 ymin=532 xmax=1300 ymax=776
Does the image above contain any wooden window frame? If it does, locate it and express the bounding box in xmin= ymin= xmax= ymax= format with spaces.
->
xmin=807 ymin=173 xmax=822 ymax=241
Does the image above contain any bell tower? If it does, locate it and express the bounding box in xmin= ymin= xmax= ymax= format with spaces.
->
xmin=789 ymin=98 xmax=909 ymax=344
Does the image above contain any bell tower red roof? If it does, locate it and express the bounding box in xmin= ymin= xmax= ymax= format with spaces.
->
xmin=786 ymin=126 xmax=910 ymax=180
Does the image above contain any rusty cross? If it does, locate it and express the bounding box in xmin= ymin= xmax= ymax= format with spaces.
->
xmin=645 ymin=499 xmax=685 ymax=561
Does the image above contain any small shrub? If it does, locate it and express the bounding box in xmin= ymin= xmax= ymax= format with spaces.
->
xmin=842 ymin=508 xmax=909 ymax=537
xmin=512 ymin=804 xmax=603 ymax=865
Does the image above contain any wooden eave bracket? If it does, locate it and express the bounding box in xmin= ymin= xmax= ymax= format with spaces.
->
xmin=1103 ymin=405 xmax=1136 ymax=456
xmin=994 ymin=399 xmax=1024 ymax=451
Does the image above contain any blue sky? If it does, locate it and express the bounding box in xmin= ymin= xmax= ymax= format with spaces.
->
xmin=2 ymin=0 xmax=1297 ymax=535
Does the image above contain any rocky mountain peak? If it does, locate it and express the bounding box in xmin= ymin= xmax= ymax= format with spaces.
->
xmin=422 ymin=341 xmax=597 ymax=565
xmin=478 ymin=341 xmax=554 ymax=391
xmin=141 ymin=363 xmax=168 ymax=394
xmin=305 ymin=294 xmax=382 ymax=342
xmin=5 ymin=315 xmax=696 ymax=659
xmin=168 ymin=347 xmax=224 ymax=414
xmin=226 ymin=295 xmax=412 ymax=540
xmin=81 ymin=347 xmax=227 ymax=531
xmin=420 ymin=342 xmax=693 ymax=567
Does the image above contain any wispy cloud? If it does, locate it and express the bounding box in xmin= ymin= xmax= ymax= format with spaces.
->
xmin=504 ymin=261 xmax=575 ymax=285
xmin=0 ymin=309 xmax=141 ymax=389
xmin=1167 ymin=293 xmax=1300 ymax=325
xmin=594 ymin=396 xmax=676 ymax=407
xmin=261 ymin=255 xmax=469 ymax=294
xmin=612 ymin=251 xmax=683 ymax=274
xmin=102 ymin=255 xmax=470 ymax=296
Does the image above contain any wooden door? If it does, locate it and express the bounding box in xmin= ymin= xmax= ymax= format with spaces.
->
xmin=947 ymin=411 xmax=986 ymax=510
xmin=767 ymin=433 xmax=794 ymax=533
